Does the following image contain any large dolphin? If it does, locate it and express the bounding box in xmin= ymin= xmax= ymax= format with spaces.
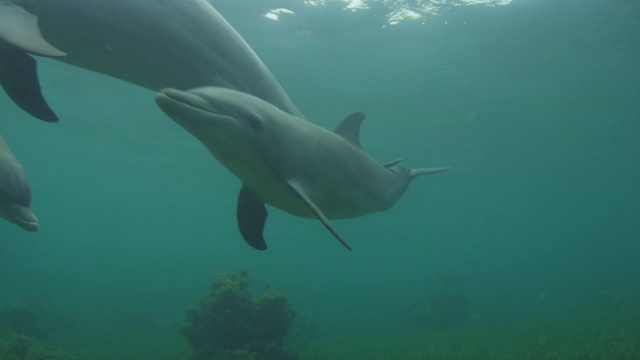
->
xmin=155 ymin=87 xmax=449 ymax=250
xmin=0 ymin=0 xmax=302 ymax=122
xmin=0 ymin=133 xmax=38 ymax=232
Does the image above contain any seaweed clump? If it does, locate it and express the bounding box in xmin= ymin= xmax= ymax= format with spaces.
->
xmin=0 ymin=334 xmax=76 ymax=360
xmin=0 ymin=300 xmax=51 ymax=339
xmin=181 ymin=269 xmax=297 ymax=360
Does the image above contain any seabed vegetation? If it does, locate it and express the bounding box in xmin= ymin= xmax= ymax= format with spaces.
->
xmin=293 ymin=304 xmax=640 ymax=360
xmin=1 ymin=278 xmax=638 ymax=360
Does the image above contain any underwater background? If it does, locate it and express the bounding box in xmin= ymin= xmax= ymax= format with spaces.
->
xmin=1 ymin=0 xmax=639 ymax=358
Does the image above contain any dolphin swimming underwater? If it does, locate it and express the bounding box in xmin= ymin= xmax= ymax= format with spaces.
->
xmin=0 ymin=0 xmax=302 ymax=121
xmin=155 ymin=87 xmax=449 ymax=250
xmin=0 ymin=133 xmax=38 ymax=232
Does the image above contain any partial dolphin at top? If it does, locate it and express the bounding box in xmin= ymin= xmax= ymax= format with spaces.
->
xmin=0 ymin=0 xmax=302 ymax=121
xmin=0 ymin=133 xmax=38 ymax=232
xmin=156 ymin=87 xmax=449 ymax=250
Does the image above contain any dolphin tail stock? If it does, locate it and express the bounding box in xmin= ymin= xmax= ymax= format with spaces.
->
xmin=0 ymin=1 xmax=66 ymax=122
xmin=409 ymin=166 xmax=451 ymax=179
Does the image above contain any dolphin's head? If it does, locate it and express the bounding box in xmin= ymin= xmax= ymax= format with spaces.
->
xmin=156 ymin=87 xmax=275 ymax=141
xmin=155 ymin=86 xmax=287 ymax=175
xmin=0 ymin=202 xmax=39 ymax=232
xmin=0 ymin=150 xmax=39 ymax=232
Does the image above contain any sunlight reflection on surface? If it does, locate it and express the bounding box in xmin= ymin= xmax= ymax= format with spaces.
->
xmin=266 ymin=0 xmax=513 ymax=24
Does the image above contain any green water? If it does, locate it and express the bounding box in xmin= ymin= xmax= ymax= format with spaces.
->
xmin=1 ymin=0 xmax=639 ymax=358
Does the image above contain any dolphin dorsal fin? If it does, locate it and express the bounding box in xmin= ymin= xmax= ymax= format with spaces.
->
xmin=0 ymin=2 xmax=66 ymax=57
xmin=334 ymin=112 xmax=365 ymax=148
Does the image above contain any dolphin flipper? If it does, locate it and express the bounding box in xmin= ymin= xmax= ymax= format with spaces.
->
xmin=0 ymin=44 xmax=58 ymax=122
xmin=287 ymin=179 xmax=352 ymax=251
xmin=237 ymin=185 xmax=268 ymax=251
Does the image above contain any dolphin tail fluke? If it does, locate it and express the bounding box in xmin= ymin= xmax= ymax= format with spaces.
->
xmin=237 ymin=185 xmax=268 ymax=250
xmin=409 ymin=166 xmax=451 ymax=179
xmin=0 ymin=45 xmax=59 ymax=122
xmin=287 ymin=179 xmax=352 ymax=251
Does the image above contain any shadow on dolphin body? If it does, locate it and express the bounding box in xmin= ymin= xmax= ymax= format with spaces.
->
xmin=156 ymin=87 xmax=450 ymax=251
xmin=0 ymin=134 xmax=38 ymax=232
xmin=0 ymin=0 xmax=302 ymax=121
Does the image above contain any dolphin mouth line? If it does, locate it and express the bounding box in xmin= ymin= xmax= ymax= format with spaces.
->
xmin=159 ymin=89 xmax=224 ymax=116
xmin=1 ymin=204 xmax=39 ymax=232
xmin=21 ymin=220 xmax=39 ymax=232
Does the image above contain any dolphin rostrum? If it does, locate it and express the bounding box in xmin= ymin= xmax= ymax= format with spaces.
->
xmin=0 ymin=133 xmax=38 ymax=232
xmin=155 ymin=87 xmax=449 ymax=250
xmin=0 ymin=0 xmax=302 ymax=121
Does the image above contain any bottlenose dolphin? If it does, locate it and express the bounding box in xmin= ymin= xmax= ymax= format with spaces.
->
xmin=0 ymin=133 xmax=38 ymax=232
xmin=0 ymin=0 xmax=302 ymax=122
xmin=155 ymin=87 xmax=449 ymax=250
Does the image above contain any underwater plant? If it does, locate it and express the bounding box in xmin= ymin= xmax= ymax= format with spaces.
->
xmin=0 ymin=302 xmax=47 ymax=339
xmin=181 ymin=269 xmax=297 ymax=360
xmin=0 ymin=334 xmax=76 ymax=360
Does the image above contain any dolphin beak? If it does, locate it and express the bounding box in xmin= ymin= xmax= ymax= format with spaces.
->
xmin=157 ymin=88 xmax=202 ymax=108
xmin=156 ymin=88 xmax=221 ymax=115
xmin=1 ymin=203 xmax=39 ymax=232
xmin=156 ymin=88 xmax=213 ymax=132
xmin=156 ymin=88 xmax=236 ymax=137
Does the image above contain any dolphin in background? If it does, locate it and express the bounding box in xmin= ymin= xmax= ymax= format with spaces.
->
xmin=0 ymin=0 xmax=302 ymax=122
xmin=0 ymin=133 xmax=38 ymax=232
xmin=156 ymin=87 xmax=449 ymax=251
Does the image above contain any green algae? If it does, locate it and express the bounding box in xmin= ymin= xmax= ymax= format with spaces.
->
xmin=181 ymin=269 xmax=297 ymax=360
xmin=292 ymin=304 xmax=640 ymax=360
xmin=0 ymin=334 xmax=77 ymax=360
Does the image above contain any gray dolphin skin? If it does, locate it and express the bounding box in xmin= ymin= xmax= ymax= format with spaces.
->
xmin=0 ymin=0 xmax=302 ymax=122
xmin=155 ymin=87 xmax=449 ymax=251
xmin=0 ymin=133 xmax=38 ymax=232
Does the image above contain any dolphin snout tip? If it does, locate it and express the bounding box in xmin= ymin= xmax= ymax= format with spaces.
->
xmin=155 ymin=88 xmax=197 ymax=107
xmin=2 ymin=204 xmax=40 ymax=232
xmin=19 ymin=211 xmax=39 ymax=232
xmin=22 ymin=221 xmax=39 ymax=232
xmin=155 ymin=88 xmax=173 ymax=102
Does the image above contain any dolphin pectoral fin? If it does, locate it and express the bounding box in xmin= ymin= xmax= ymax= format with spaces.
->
xmin=286 ymin=179 xmax=352 ymax=251
xmin=0 ymin=2 xmax=66 ymax=57
xmin=0 ymin=44 xmax=58 ymax=122
xmin=237 ymin=185 xmax=268 ymax=251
